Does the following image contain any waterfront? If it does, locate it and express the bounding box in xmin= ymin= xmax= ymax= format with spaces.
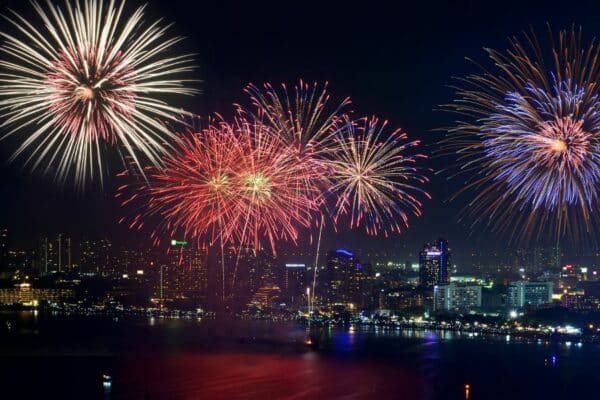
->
xmin=0 ymin=311 xmax=598 ymax=399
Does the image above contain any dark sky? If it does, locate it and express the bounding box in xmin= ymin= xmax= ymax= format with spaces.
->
xmin=1 ymin=0 xmax=600 ymax=264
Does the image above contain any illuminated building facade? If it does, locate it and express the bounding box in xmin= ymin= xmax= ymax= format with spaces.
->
xmin=57 ymin=234 xmax=72 ymax=272
xmin=419 ymin=238 xmax=450 ymax=287
xmin=324 ymin=249 xmax=373 ymax=308
xmin=507 ymin=281 xmax=553 ymax=309
xmin=217 ymin=247 xmax=279 ymax=309
xmin=325 ymin=249 xmax=357 ymax=305
xmin=164 ymin=241 xmax=208 ymax=301
xmin=249 ymin=284 xmax=281 ymax=309
xmin=433 ymin=283 xmax=482 ymax=312
xmin=284 ymin=263 xmax=306 ymax=307
xmin=0 ymin=283 xmax=74 ymax=305
xmin=38 ymin=237 xmax=57 ymax=274
xmin=379 ymin=287 xmax=430 ymax=310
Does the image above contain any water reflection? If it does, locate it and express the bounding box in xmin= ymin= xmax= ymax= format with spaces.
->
xmin=1 ymin=314 xmax=599 ymax=399
xmin=115 ymin=352 xmax=423 ymax=399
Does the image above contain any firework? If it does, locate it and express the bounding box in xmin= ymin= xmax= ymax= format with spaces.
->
xmin=118 ymin=120 xmax=238 ymax=246
xmin=120 ymin=115 xmax=320 ymax=254
xmin=326 ymin=116 xmax=429 ymax=236
xmin=445 ymin=27 xmax=600 ymax=241
xmin=241 ymin=81 xmax=350 ymax=220
xmin=226 ymin=116 xmax=321 ymax=253
xmin=0 ymin=0 xmax=196 ymax=187
xmin=243 ymin=80 xmax=350 ymax=154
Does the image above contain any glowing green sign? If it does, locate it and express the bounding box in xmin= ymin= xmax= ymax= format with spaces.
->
xmin=170 ymin=239 xmax=188 ymax=246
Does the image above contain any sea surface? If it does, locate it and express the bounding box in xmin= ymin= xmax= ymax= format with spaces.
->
xmin=0 ymin=311 xmax=597 ymax=399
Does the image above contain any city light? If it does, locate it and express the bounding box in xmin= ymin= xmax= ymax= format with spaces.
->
xmin=2 ymin=5 xmax=600 ymax=399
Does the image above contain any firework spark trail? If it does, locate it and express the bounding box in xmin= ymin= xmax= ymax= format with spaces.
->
xmin=243 ymin=80 xmax=350 ymax=155
xmin=310 ymin=213 xmax=324 ymax=315
xmin=325 ymin=116 xmax=429 ymax=237
xmin=445 ymin=27 xmax=600 ymax=242
xmin=118 ymin=119 xmax=239 ymax=248
xmin=241 ymin=81 xmax=351 ymax=308
xmin=227 ymin=116 xmax=322 ymax=254
xmin=0 ymin=0 xmax=196 ymax=187
xmin=119 ymin=114 xmax=322 ymax=254
xmin=118 ymin=84 xmax=430 ymax=305
xmin=241 ymin=81 xmax=351 ymax=224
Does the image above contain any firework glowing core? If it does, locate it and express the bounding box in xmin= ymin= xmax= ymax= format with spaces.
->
xmin=74 ymin=85 xmax=96 ymax=100
xmin=551 ymin=138 xmax=567 ymax=153
xmin=207 ymin=174 xmax=230 ymax=192
xmin=244 ymin=173 xmax=272 ymax=198
xmin=538 ymin=117 xmax=589 ymax=163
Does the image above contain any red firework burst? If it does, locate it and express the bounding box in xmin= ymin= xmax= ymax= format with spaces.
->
xmin=119 ymin=115 xmax=320 ymax=254
xmin=226 ymin=117 xmax=321 ymax=253
xmin=118 ymin=119 xmax=239 ymax=246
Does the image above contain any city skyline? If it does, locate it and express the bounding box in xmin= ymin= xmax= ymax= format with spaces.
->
xmin=2 ymin=1 xmax=600 ymax=398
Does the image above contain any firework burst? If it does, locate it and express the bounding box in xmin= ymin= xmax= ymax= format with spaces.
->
xmin=445 ymin=27 xmax=600 ymax=242
xmin=119 ymin=115 xmax=320 ymax=254
xmin=118 ymin=120 xmax=238 ymax=247
xmin=225 ymin=116 xmax=321 ymax=253
xmin=241 ymin=81 xmax=350 ymax=223
xmin=243 ymin=80 xmax=350 ymax=154
xmin=0 ymin=0 xmax=196 ymax=187
xmin=326 ymin=116 xmax=429 ymax=236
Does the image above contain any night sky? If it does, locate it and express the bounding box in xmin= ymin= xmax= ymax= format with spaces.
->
xmin=1 ymin=0 xmax=600 ymax=263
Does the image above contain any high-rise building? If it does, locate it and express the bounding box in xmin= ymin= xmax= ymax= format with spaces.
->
xmin=164 ymin=240 xmax=208 ymax=302
xmin=216 ymin=246 xmax=280 ymax=309
xmin=38 ymin=237 xmax=58 ymax=274
xmin=433 ymin=283 xmax=482 ymax=312
xmin=525 ymin=247 xmax=562 ymax=277
xmin=325 ymin=249 xmax=356 ymax=305
xmin=0 ymin=228 xmax=7 ymax=270
xmin=37 ymin=234 xmax=73 ymax=273
xmin=57 ymin=234 xmax=72 ymax=272
xmin=419 ymin=238 xmax=450 ymax=287
xmin=323 ymin=249 xmax=373 ymax=308
xmin=507 ymin=281 xmax=553 ymax=309
xmin=284 ymin=263 xmax=306 ymax=307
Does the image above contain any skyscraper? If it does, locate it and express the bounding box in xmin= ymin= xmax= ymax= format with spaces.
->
xmin=419 ymin=238 xmax=450 ymax=287
xmin=216 ymin=246 xmax=280 ymax=309
xmin=57 ymin=234 xmax=72 ymax=272
xmin=0 ymin=228 xmax=7 ymax=270
xmin=38 ymin=237 xmax=57 ymax=274
xmin=323 ymin=248 xmax=374 ymax=309
xmin=165 ymin=240 xmax=208 ymax=302
xmin=284 ymin=263 xmax=306 ymax=307
xmin=325 ymin=249 xmax=356 ymax=305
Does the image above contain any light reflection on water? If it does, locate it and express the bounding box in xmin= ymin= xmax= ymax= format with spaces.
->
xmin=115 ymin=352 xmax=423 ymax=399
xmin=1 ymin=313 xmax=599 ymax=399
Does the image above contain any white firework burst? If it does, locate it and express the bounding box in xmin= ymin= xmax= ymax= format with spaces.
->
xmin=0 ymin=0 xmax=197 ymax=187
